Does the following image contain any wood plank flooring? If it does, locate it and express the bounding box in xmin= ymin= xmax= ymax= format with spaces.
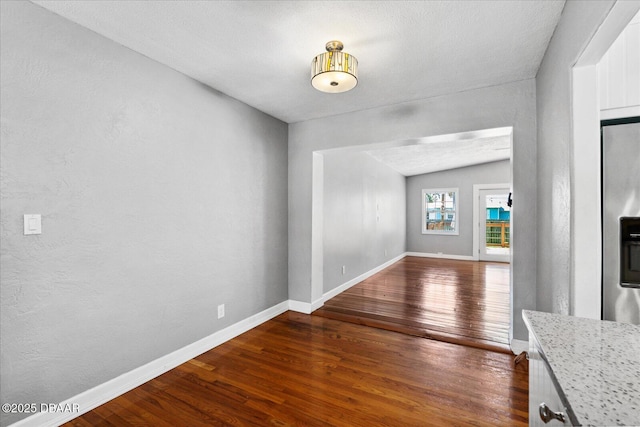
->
xmin=64 ymin=312 xmax=528 ymax=426
xmin=315 ymin=257 xmax=511 ymax=353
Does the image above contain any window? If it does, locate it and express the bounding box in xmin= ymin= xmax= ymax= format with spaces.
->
xmin=421 ymin=188 xmax=459 ymax=235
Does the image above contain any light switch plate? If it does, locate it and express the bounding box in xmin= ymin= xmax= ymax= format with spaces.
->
xmin=24 ymin=214 xmax=42 ymax=235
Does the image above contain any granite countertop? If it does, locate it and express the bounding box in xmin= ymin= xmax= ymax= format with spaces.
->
xmin=523 ymin=310 xmax=640 ymax=427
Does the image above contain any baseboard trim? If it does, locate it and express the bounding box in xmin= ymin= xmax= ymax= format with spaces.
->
xmin=288 ymin=299 xmax=312 ymax=314
xmin=288 ymin=254 xmax=408 ymax=314
xmin=288 ymin=297 xmax=325 ymax=314
xmin=322 ymin=253 xmax=407 ymax=303
xmin=9 ymin=301 xmax=289 ymax=427
xmin=290 ymin=253 xmax=476 ymax=316
xmin=405 ymin=252 xmax=475 ymax=261
xmin=311 ymin=297 xmax=324 ymax=312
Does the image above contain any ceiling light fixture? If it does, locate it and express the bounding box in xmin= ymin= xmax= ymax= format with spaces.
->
xmin=311 ymin=41 xmax=358 ymax=93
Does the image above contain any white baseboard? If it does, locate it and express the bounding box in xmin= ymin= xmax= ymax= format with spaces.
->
xmin=291 ymin=252 xmax=474 ymax=315
xmin=510 ymin=338 xmax=528 ymax=355
xmin=290 ymin=252 xmax=476 ymax=315
xmin=288 ymin=298 xmax=324 ymax=314
xmin=322 ymin=253 xmax=407 ymax=303
xmin=405 ymin=251 xmax=475 ymax=261
xmin=9 ymin=301 xmax=289 ymax=427
xmin=310 ymin=297 xmax=324 ymax=312
xmin=288 ymin=254 xmax=408 ymax=314
xmin=288 ymin=299 xmax=315 ymax=314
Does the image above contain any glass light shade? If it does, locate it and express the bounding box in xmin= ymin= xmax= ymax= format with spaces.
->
xmin=311 ymin=47 xmax=358 ymax=93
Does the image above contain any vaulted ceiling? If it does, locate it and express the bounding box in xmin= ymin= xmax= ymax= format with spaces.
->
xmin=366 ymin=132 xmax=511 ymax=177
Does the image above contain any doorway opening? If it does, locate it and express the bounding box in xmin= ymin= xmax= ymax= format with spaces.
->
xmin=312 ymin=128 xmax=515 ymax=350
xmin=473 ymin=184 xmax=511 ymax=263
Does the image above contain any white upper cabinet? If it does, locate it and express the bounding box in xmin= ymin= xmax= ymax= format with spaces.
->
xmin=599 ymin=11 xmax=640 ymax=119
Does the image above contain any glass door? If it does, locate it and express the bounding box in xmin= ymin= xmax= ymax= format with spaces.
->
xmin=479 ymin=189 xmax=510 ymax=262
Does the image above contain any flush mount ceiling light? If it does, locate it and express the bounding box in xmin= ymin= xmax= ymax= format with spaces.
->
xmin=311 ymin=41 xmax=358 ymax=93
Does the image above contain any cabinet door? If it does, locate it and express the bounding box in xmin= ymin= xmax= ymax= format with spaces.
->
xmin=529 ymin=338 xmax=571 ymax=426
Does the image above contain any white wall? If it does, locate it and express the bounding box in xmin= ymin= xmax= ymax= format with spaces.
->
xmin=289 ymin=79 xmax=537 ymax=341
xmin=321 ymin=150 xmax=406 ymax=294
xmin=406 ymin=160 xmax=510 ymax=256
xmin=535 ymin=0 xmax=616 ymax=317
xmin=0 ymin=2 xmax=288 ymax=425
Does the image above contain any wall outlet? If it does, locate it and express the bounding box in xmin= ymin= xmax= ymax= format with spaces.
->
xmin=384 ymin=249 xmax=388 ymax=256
xmin=342 ymin=265 xmax=346 ymax=275
xmin=217 ymin=304 xmax=225 ymax=319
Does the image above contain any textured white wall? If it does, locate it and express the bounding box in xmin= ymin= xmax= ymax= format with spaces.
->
xmin=535 ymin=0 xmax=615 ymax=316
xmin=289 ymin=79 xmax=537 ymax=341
xmin=0 ymin=2 xmax=287 ymax=425
xmin=406 ymin=160 xmax=510 ymax=256
xmin=321 ymin=150 xmax=406 ymax=294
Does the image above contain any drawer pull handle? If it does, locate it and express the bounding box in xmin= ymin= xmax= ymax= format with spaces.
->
xmin=539 ymin=402 xmax=566 ymax=423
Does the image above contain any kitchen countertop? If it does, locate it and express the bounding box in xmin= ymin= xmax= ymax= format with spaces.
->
xmin=523 ymin=310 xmax=640 ymax=426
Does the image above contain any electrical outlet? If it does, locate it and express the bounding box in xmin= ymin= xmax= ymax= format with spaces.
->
xmin=342 ymin=265 xmax=346 ymax=275
xmin=217 ymin=304 xmax=225 ymax=319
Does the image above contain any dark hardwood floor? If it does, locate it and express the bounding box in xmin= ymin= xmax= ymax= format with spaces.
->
xmin=315 ymin=257 xmax=511 ymax=353
xmin=65 ymin=311 xmax=528 ymax=426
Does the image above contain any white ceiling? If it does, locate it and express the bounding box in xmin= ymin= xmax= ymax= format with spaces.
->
xmin=32 ymin=0 xmax=565 ymax=125
xmin=316 ymin=126 xmax=511 ymax=176
xmin=366 ymin=134 xmax=511 ymax=177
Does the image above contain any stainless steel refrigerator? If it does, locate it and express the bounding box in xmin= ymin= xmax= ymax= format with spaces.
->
xmin=602 ymin=118 xmax=640 ymax=323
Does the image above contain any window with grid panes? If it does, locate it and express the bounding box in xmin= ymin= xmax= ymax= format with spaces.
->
xmin=421 ymin=188 xmax=459 ymax=235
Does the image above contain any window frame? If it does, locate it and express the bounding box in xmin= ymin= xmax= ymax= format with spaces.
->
xmin=421 ymin=188 xmax=459 ymax=235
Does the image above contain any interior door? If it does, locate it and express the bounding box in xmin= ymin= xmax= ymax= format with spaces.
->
xmin=479 ymin=188 xmax=511 ymax=262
